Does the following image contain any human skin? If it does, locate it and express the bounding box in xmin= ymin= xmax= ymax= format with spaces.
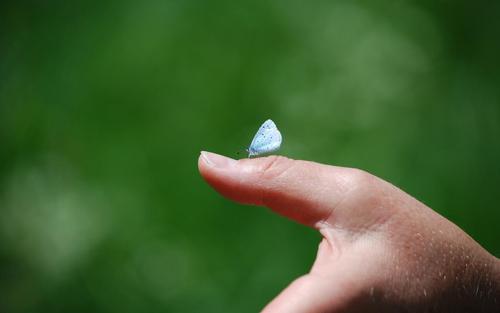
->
xmin=198 ymin=152 xmax=500 ymax=313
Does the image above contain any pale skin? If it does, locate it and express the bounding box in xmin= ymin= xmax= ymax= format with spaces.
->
xmin=198 ymin=152 xmax=500 ymax=313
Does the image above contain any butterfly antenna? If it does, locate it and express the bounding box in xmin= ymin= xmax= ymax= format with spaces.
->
xmin=236 ymin=149 xmax=248 ymax=157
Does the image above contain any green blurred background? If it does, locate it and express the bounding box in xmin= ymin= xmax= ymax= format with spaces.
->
xmin=1 ymin=0 xmax=499 ymax=312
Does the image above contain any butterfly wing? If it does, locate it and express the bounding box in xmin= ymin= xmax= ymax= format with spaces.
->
xmin=248 ymin=119 xmax=282 ymax=157
xmin=249 ymin=119 xmax=276 ymax=148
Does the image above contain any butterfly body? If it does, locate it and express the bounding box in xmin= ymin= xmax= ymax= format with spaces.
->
xmin=247 ymin=119 xmax=282 ymax=158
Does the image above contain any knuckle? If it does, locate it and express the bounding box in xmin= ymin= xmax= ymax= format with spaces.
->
xmin=347 ymin=168 xmax=377 ymax=190
xmin=258 ymin=155 xmax=294 ymax=180
xmin=343 ymin=168 xmax=386 ymax=209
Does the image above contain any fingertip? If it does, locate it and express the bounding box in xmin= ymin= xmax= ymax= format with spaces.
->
xmin=199 ymin=151 xmax=237 ymax=168
xmin=198 ymin=151 xmax=222 ymax=186
xmin=198 ymin=151 xmax=210 ymax=170
xmin=198 ymin=151 xmax=233 ymax=180
xmin=198 ymin=151 xmax=254 ymax=205
xmin=198 ymin=151 xmax=209 ymax=179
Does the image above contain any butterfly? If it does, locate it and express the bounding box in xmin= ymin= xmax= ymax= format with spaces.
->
xmin=246 ymin=119 xmax=282 ymax=158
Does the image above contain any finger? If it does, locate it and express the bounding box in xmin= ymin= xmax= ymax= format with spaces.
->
xmin=261 ymin=274 xmax=332 ymax=313
xmin=262 ymin=236 xmax=387 ymax=313
xmin=198 ymin=151 xmax=359 ymax=227
xmin=261 ymin=272 xmax=360 ymax=313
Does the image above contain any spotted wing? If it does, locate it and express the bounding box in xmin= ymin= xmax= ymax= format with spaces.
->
xmin=248 ymin=119 xmax=282 ymax=157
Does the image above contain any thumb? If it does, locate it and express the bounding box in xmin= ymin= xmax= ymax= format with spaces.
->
xmin=198 ymin=151 xmax=360 ymax=227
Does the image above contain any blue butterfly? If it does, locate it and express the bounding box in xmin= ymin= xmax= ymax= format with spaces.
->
xmin=247 ymin=119 xmax=282 ymax=158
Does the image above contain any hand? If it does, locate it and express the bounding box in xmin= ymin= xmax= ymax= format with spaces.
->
xmin=198 ymin=152 xmax=500 ymax=313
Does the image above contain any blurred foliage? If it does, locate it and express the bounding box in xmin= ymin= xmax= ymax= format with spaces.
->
xmin=1 ymin=0 xmax=499 ymax=312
